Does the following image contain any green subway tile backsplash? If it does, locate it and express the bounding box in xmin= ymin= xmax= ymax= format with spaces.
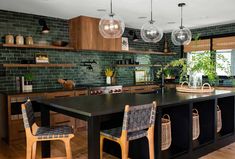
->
xmin=1 ymin=9 xmax=235 ymax=91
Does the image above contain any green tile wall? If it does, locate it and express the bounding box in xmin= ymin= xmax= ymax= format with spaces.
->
xmin=6 ymin=10 xmax=235 ymax=90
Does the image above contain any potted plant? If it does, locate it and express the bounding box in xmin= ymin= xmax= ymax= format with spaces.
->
xmin=24 ymin=72 xmax=34 ymax=92
xmin=105 ymin=68 xmax=114 ymax=85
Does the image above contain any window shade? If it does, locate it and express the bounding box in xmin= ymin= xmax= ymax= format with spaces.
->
xmin=213 ymin=36 xmax=235 ymax=50
xmin=184 ymin=39 xmax=210 ymax=52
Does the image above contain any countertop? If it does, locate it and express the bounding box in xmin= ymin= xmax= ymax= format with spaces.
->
xmin=38 ymin=87 xmax=235 ymax=117
xmin=0 ymin=87 xmax=87 ymax=95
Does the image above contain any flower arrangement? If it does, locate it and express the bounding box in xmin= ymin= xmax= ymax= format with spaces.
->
xmin=105 ymin=68 xmax=114 ymax=77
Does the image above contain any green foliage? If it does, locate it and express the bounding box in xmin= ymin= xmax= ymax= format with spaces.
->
xmin=156 ymin=51 xmax=230 ymax=85
xmin=24 ymin=73 xmax=34 ymax=81
xmin=156 ymin=58 xmax=188 ymax=83
xmin=190 ymin=51 xmax=230 ymax=84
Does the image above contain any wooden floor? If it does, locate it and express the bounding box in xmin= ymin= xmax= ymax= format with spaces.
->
xmin=1 ymin=130 xmax=235 ymax=159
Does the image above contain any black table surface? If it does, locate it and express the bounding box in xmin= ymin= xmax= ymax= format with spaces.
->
xmin=37 ymin=88 xmax=235 ymax=117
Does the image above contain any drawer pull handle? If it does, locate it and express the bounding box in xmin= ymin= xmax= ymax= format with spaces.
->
xmin=18 ymin=130 xmax=25 ymax=133
xmin=54 ymin=95 xmax=70 ymax=98
xmin=55 ymin=120 xmax=70 ymax=124
xmin=135 ymin=88 xmax=145 ymax=91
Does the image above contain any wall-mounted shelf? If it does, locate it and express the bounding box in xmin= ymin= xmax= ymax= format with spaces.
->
xmin=121 ymin=50 xmax=177 ymax=55
xmin=0 ymin=44 xmax=74 ymax=50
xmin=115 ymin=64 xmax=162 ymax=67
xmin=80 ymin=48 xmax=177 ymax=55
xmin=1 ymin=63 xmax=75 ymax=68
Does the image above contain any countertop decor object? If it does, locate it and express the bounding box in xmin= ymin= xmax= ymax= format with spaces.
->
xmin=176 ymin=82 xmax=215 ymax=93
xmin=171 ymin=3 xmax=192 ymax=46
xmin=58 ymin=79 xmax=75 ymax=90
xmin=140 ymin=0 xmax=163 ymax=43
xmin=105 ymin=68 xmax=114 ymax=85
xmin=99 ymin=0 xmax=125 ymax=38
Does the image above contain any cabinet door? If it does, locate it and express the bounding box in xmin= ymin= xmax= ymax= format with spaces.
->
xmin=69 ymin=16 xmax=121 ymax=51
xmin=45 ymin=91 xmax=75 ymax=128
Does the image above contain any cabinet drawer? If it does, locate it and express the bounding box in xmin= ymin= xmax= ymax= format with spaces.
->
xmin=9 ymin=120 xmax=25 ymax=141
xmin=123 ymin=87 xmax=132 ymax=93
xmin=131 ymin=86 xmax=149 ymax=93
xmin=74 ymin=90 xmax=88 ymax=96
xmin=51 ymin=114 xmax=75 ymax=127
xmin=45 ymin=91 xmax=74 ymax=99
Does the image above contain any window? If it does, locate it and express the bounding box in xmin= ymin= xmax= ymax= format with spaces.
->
xmin=187 ymin=51 xmax=208 ymax=75
xmin=216 ymin=49 xmax=233 ymax=76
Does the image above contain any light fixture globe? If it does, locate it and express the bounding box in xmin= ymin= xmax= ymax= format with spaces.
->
xmin=99 ymin=13 xmax=125 ymax=38
xmin=141 ymin=21 xmax=163 ymax=43
xmin=171 ymin=3 xmax=192 ymax=46
xmin=171 ymin=26 xmax=192 ymax=45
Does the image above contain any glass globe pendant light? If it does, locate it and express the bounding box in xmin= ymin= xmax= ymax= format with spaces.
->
xmin=140 ymin=0 xmax=163 ymax=43
xmin=171 ymin=3 xmax=192 ymax=45
xmin=99 ymin=0 xmax=125 ymax=38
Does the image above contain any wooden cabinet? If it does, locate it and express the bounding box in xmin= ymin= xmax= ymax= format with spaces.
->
xmin=69 ymin=16 xmax=121 ymax=51
xmin=123 ymin=85 xmax=159 ymax=93
xmin=45 ymin=91 xmax=77 ymax=129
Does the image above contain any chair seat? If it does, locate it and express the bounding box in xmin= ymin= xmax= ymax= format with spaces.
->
xmin=35 ymin=125 xmax=73 ymax=139
xmin=101 ymin=127 xmax=148 ymax=141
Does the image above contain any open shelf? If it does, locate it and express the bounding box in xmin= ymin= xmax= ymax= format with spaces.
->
xmin=0 ymin=44 xmax=74 ymax=50
xmin=1 ymin=63 xmax=75 ymax=68
xmin=217 ymin=96 xmax=235 ymax=138
xmin=192 ymin=100 xmax=215 ymax=149
xmin=79 ymin=48 xmax=177 ymax=55
xmin=161 ymin=104 xmax=190 ymax=159
xmin=115 ymin=64 xmax=162 ymax=67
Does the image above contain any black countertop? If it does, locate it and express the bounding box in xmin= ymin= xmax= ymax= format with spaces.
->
xmin=38 ymin=88 xmax=235 ymax=117
xmin=0 ymin=87 xmax=87 ymax=95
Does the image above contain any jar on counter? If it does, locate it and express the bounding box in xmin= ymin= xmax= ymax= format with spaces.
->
xmin=16 ymin=35 xmax=24 ymax=45
xmin=25 ymin=36 xmax=34 ymax=45
xmin=5 ymin=34 xmax=14 ymax=44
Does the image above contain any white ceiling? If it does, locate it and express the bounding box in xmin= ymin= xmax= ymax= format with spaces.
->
xmin=1 ymin=0 xmax=235 ymax=32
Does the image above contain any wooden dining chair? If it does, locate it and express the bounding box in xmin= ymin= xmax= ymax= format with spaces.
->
xmin=21 ymin=98 xmax=74 ymax=159
xmin=100 ymin=101 xmax=157 ymax=159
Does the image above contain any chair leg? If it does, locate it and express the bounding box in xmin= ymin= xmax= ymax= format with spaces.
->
xmin=64 ymin=139 xmax=73 ymax=159
xmin=26 ymin=140 xmax=33 ymax=159
xmin=121 ymin=141 xmax=129 ymax=159
xmin=147 ymin=135 xmax=155 ymax=159
xmin=100 ymin=136 xmax=104 ymax=159
xmin=32 ymin=141 xmax=37 ymax=159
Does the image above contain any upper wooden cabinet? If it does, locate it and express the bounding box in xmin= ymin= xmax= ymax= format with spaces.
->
xmin=69 ymin=16 xmax=121 ymax=51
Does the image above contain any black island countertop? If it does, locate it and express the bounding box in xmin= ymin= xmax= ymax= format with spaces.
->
xmin=38 ymin=88 xmax=235 ymax=117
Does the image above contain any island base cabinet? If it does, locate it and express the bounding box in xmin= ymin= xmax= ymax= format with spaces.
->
xmin=161 ymin=104 xmax=190 ymax=159
xmin=217 ymin=96 xmax=235 ymax=138
xmin=192 ymin=100 xmax=215 ymax=149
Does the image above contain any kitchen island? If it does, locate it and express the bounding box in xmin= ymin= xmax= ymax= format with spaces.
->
xmin=38 ymin=88 xmax=235 ymax=159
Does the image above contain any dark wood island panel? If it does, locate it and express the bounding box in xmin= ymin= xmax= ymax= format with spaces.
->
xmin=37 ymin=88 xmax=235 ymax=159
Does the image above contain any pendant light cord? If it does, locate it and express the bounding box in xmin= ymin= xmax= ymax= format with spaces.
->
xmin=110 ymin=0 xmax=113 ymax=14
xmin=150 ymin=0 xmax=153 ymax=22
xmin=180 ymin=5 xmax=183 ymax=28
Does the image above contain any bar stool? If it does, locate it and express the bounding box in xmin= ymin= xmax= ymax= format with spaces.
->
xmin=100 ymin=101 xmax=157 ymax=159
xmin=21 ymin=98 xmax=74 ymax=159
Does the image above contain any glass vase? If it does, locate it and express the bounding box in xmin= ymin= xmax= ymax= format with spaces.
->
xmin=106 ymin=77 xmax=111 ymax=85
xmin=189 ymin=72 xmax=203 ymax=89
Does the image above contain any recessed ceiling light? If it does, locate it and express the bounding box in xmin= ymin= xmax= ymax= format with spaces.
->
xmin=167 ymin=22 xmax=176 ymax=24
xmin=97 ymin=9 xmax=106 ymax=12
xmin=138 ymin=16 xmax=147 ymax=19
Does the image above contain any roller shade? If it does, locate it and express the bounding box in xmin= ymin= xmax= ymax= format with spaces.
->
xmin=213 ymin=36 xmax=235 ymax=50
xmin=184 ymin=39 xmax=210 ymax=52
